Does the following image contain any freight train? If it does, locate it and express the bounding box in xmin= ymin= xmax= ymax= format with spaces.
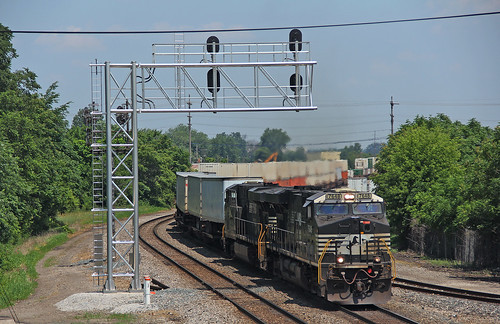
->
xmin=175 ymin=172 xmax=394 ymax=305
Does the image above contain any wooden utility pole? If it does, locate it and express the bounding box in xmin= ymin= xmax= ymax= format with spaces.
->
xmin=390 ymin=96 xmax=399 ymax=135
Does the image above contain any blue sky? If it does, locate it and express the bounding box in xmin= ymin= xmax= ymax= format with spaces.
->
xmin=1 ymin=0 xmax=499 ymax=149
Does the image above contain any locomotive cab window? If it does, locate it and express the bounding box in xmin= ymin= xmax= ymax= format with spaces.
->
xmin=315 ymin=204 xmax=348 ymax=216
xmin=352 ymin=203 xmax=382 ymax=215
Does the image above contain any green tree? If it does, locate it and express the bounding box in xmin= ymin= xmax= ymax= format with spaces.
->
xmin=340 ymin=143 xmax=366 ymax=169
xmin=166 ymin=124 xmax=209 ymax=162
xmin=0 ymin=138 xmax=30 ymax=244
xmin=256 ymin=128 xmax=290 ymax=161
xmin=363 ymin=142 xmax=384 ymax=156
xmin=138 ymin=129 xmax=190 ymax=206
xmin=253 ymin=146 xmax=272 ymax=162
xmin=0 ymin=84 xmax=84 ymax=234
xmin=208 ymin=132 xmax=248 ymax=162
xmin=67 ymin=122 xmax=93 ymax=209
xmin=372 ymin=118 xmax=465 ymax=247
xmin=456 ymin=125 xmax=499 ymax=235
xmin=0 ymin=24 xmax=17 ymax=92
xmin=283 ymin=146 xmax=307 ymax=161
xmin=0 ymin=24 xmax=83 ymax=237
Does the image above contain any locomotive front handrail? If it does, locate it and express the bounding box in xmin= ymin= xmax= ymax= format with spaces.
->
xmin=318 ymin=239 xmax=334 ymax=284
xmin=257 ymin=224 xmax=267 ymax=258
xmin=380 ymin=238 xmax=397 ymax=280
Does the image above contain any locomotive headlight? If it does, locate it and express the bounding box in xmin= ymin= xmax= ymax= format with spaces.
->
xmin=336 ymin=256 xmax=345 ymax=264
xmin=374 ymin=256 xmax=381 ymax=263
xmin=344 ymin=193 xmax=355 ymax=200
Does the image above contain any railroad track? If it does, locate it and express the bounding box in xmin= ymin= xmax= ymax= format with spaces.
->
xmin=139 ymin=215 xmax=307 ymax=324
xmin=140 ymin=215 xmax=421 ymax=324
xmin=394 ymin=277 xmax=500 ymax=304
xmin=333 ymin=304 xmax=418 ymax=324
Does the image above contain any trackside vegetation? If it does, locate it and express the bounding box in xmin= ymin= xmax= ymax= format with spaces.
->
xmin=373 ymin=115 xmax=499 ymax=266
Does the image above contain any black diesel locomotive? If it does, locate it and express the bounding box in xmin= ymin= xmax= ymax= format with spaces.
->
xmin=175 ymin=173 xmax=394 ymax=305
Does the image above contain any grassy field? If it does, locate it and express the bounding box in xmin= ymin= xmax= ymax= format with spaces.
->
xmin=0 ymin=205 xmax=169 ymax=309
xmin=56 ymin=205 xmax=169 ymax=234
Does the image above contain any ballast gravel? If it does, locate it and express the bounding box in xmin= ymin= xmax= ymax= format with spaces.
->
xmin=56 ymin=288 xmax=246 ymax=323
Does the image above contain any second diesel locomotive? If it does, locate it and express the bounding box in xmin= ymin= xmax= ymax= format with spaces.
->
xmin=175 ymin=172 xmax=394 ymax=304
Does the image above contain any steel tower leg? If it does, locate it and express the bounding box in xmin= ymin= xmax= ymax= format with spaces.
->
xmin=104 ymin=62 xmax=116 ymax=291
xmin=131 ymin=62 xmax=140 ymax=290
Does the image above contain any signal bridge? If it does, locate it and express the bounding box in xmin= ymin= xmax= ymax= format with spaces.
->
xmin=89 ymin=30 xmax=317 ymax=291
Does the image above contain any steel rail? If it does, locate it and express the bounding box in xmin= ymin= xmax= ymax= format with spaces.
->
xmin=373 ymin=305 xmax=419 ymax=323
xmin=394 ymin=277 xmax=500 ymax=304
xmin=333 ymin=304 xmax=419 ymax=324
xmin=139 ymin=215 xmax=307 ymax=324
xmin=334 ymin=305 xmax=377 ymax=324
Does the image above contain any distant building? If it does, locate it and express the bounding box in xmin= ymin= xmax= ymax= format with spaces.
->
xmin=354 ymin=157 xmax=377 ymax=170
xmin=348 ymin=157 xmax=378 ymax=192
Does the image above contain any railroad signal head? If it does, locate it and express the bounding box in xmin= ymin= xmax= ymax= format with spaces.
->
xmin=207 ymin=68 xmax=220 ymax=93
xmin=289 ymin=29 xmax=302 ymax=52
xmin=206 ymin=36 xmax=220 ymax=53
xmin=289 ymin=73 xmax=303 ymax=94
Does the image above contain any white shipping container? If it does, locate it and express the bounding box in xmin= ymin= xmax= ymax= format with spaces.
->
xmin=186 ymin=173 xmax=262 ymax=223
xmin=348 ymin=177 xmax=376 ymax=193
xmin=176 ymin=172 xmax=204 ymax=213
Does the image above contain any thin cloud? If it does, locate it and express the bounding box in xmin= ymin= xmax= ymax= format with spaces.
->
xmin=35 ymin=26 xmax=104 ymax=52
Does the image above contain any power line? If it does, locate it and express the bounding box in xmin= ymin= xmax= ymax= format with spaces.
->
xmin=4 ymin=11 xmax=500 ymax=35
xmin=288 ymin=137 xmax=388 ymax=147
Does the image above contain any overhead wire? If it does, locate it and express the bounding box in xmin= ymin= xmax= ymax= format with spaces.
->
xmin=3 ymin=11 xmax=500 ymax=35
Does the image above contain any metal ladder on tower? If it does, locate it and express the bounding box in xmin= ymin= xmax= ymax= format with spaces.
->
xmin=90 ymin=63 xmax=106 ymax=286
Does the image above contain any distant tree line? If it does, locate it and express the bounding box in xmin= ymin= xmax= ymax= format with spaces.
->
xmin=165 ymin=125 xmax=384 ymax=165
xmin=166 ymin=124 xmax=309 ymax=163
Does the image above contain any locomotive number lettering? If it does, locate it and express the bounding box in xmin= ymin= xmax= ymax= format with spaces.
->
xmin=356 ymin=193 xmax=372 ymax=199
xmin=325 ymin=193 xmax=342 ymax=200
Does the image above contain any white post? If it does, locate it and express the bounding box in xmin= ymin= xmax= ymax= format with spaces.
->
xmin=144 ymin=276 xmax=151 ymax=305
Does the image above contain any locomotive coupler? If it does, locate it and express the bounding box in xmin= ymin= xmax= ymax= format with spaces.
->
xmin=354 ymin=279 xmax=373 ymax=294
xmin=355 ymin=280 xmax=365 ymax=292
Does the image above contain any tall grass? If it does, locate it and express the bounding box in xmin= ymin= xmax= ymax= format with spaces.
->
xmin=56 ymin=205 xmax=169 ymax=232
xmin=0 ymin=204 xmax=170 ymax=309
xmin=0 ymin=233 xmax=68 ymax=308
